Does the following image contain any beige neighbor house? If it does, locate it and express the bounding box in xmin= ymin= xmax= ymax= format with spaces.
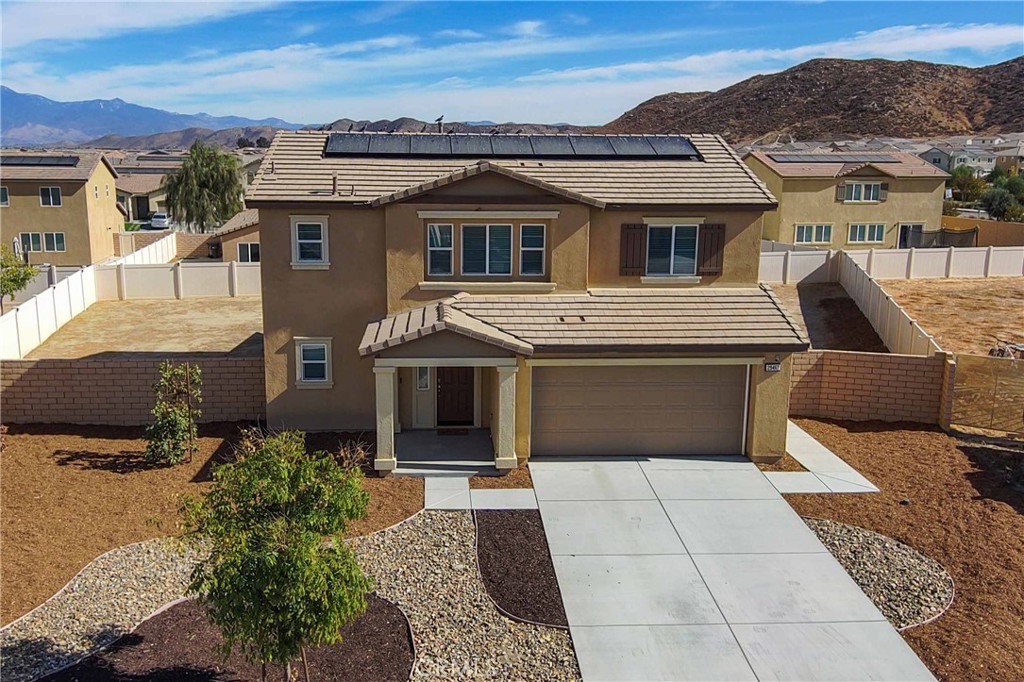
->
xmin=211 ymin=208 xmax=260 ymax=262
xmin=247 ymin=131 xmax=809 ymax=473
xmin=0 ymin=151 xmax=124 ymax=266
xmin=744 ymin=151 xmax=948 ymax=249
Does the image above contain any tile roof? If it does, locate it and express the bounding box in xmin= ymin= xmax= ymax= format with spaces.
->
xmin=115 ymin=173 xmax=165 ymax=195
xmin=359 ymin=286 xmax=808 ymax=356
xmin=0 ymin=151 xmax=117 ymax=182
xmin=745 ymin=150 xmax=948 ymax=179
xmin=214 ymin=208 xmax=260 ymax=237
xmin=248 ymin=131 xmax=776 ymax=207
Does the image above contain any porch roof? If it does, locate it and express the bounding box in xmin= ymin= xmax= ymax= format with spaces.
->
xmin=359 ymin=286 xmax=809 ymax=357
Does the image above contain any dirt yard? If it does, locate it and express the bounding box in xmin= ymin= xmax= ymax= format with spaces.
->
xmin=881 ymin=277 xmax=1024 ymax=355
xmin=772 ymin=283 xmax=887 ymax=352
xmin=0 ymin=425 xmax=422 ymax=625
xmin=26 ymin=297 xmax=263 ymax=359
xmin=786 ymin=418 xmax=1024 ymax=682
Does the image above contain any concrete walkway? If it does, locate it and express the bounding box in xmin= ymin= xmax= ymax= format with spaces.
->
xmin=763 ymin=421 xmax=879 ymax=494
xmin=530 ymin=456 xmax=933 ymax=682
xmin=423 ymin=476 xmax=538 ymax=510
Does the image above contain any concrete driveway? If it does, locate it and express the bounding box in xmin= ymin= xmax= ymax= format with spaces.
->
xmin=530 ymin=456 xmax=935 ymax=682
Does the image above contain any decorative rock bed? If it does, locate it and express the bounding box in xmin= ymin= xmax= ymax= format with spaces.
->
xmin=803 ymin=517 xmax=954 ymax=629
xmin=0 ymin=539 xmax=201 ymax=682
xmin=352 ymin=510 xmax=581 ymax=681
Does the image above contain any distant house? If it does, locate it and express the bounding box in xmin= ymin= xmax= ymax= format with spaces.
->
xmin=115 ymin=173 xmax=167 ymax=221
xmin=211 ymin=208 xmax=259 ymax=262
xmin=0 ymin=151 xmax=124 ymax=266
xmin=995 ymin=143 xmax=1024 ymax=173
xmin=919 ymin=146 xmax=995 ymax=177
xmin=744 ymin=151 xmax=948 ymax=249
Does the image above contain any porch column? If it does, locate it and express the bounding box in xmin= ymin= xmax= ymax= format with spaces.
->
xmin=495 ymin=365 xmax=518 ymax=470
xmin=373 ymin=366 xmax=397 ymax=473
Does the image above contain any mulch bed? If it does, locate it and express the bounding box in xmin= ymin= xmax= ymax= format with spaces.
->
xmin=474 ymin=510 xmax=567 ymax=627
xmin=469 ymin=464 xmax=533 ymax=489
xmin=785 ymin=418 xmax=1024 ymax=682
xmin=755 ymin=452 xmax=807 ymax=472
xmin=42 ymin=594 xmax=413 ymax=682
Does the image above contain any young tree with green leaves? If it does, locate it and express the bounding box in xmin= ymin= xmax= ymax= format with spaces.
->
xmin=181 ymin=430 xmax=371 ymax=681
xmin=163 ymin=140 xmax=243 ymax=233
xmin=145 ymin=360 xmax=202 ymax=465
xmin=950 ymin=165 xmax=986 ymax=202
xmin=979 ymin=188 xmax=1018 ymax=221
xmin=0 ymin=244 xmax=37 ymax=314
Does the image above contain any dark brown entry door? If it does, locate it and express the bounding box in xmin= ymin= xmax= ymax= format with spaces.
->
xmin=437 ymin=367 xmax=474 ymax=425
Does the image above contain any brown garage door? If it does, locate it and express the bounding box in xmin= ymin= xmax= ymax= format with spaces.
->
xmin=531 ymin=365 xmax=747 ymax=456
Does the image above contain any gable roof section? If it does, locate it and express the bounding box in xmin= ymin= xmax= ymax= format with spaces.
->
xmin=0 ymin=151 xmax=119 ymax=182
xmin=371 ymin=161 xmax=606 ymax=208
xmin=215 ymin=208 xmax=260 ymax=237
xmin=360 ymin=286 xmax=808 ymax=357
xmin=745 ymin=150 xmax=948 ymax=179
xmin=248 ymin=131 xmax=777 ymax=207
xmin=115 ymin=173 xmax=165 ymax=195
xmin=836 ymin=162 xmax=901 ymax=178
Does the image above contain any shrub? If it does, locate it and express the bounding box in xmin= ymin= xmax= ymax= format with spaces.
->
xmin=1004 ymin=175 xmax=1024 ymax=202
xmin=979 ymin=188 xmax=1017 ymax=221
xmin=144 ymin=361 xmax=202 ymax=466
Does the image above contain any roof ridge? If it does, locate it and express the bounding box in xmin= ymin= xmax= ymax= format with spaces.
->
xmin=759 ymin=283 xmax=810 ymax=345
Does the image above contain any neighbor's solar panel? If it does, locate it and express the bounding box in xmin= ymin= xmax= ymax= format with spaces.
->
xmin=0 ymin=155 xmax=80 ymax=167
xmin=767 ymin=153 xmax=900 ymax=163
xmin=323 ymin=133 xmax=702 ymax=159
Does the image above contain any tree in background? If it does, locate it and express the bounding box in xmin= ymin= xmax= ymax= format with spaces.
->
xmin=163 ymin=140 xmax=243 ymax=233
xmin=145 ymin=360 xmax=202 ymax=466
xmin=0 ymin=244 xmax=37 ymax=314
xmin=256 ymin=136 xmax=271 ymax=148
xmin=1003 ymin=175 xmax=1024 ymax=203
xmin=979 ymin=188 xmax=1017 ymax=221
xmin=181 ymin=430 xmax=372 ymax=681
xmin=950 ymin=165 xmax=986 ymax=202
xmin=986 ymin=165 xmax=1007 ymax=183
xmin=236 ymin=137 xmax=254 ymax=148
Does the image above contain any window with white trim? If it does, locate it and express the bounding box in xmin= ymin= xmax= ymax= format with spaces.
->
xmin=290 ymin=217 xmax=328 ymax=267
xmin=795 ymin=224 xmax=832 ymax=244
xmin=39 ymin=187 xmax=62 ymax=207
xmin=416 ymin=367 xmax=430 ymax=391
xmin=20 ymin=232 xmax=42 ymax=252
xmin=0 ymin=186 xmax=8 ymax=207
xmin=295 ymin=338 xmax=332 ymax=386
xmin=237 ymin=242 xmax=260 ymax=262
xmin=462 ymin=224 xmax=512 ymax=275
xmin=44 ymin=232 xmax=66 ymax=252
xmin=646 ymin=224 xmax=698 ymax=276
xmin=842 ymin=182 xmax=881 ymax=202
xmin=519 ymin=224 xmax=545 ymax=275
xmin=427 ymin=224 xmax=453 ymax=275
xmin=849 ymin=223 xmax=886 ymax=243
xmin=94 ymin=185 xmax=99 ymax=199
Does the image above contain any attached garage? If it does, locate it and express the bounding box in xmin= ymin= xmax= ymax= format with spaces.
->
xmin=531 ymin=364 xmax=748 ymax=456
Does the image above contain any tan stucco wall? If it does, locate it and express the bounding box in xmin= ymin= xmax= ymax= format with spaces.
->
xmin=0 ymin=166 xmax=119 ymax=266
xmin=941 ymin=215 xmax=1024 ymax=247
xmin=744 ymin=156 xmax=945 ymax=249
xmin=588 ymin=209 xmax=765 ymax=286
xmin=745 ymin=354 xmax=792 ymax=462
xmin=218 ymin=223 xmax=261 ymax=262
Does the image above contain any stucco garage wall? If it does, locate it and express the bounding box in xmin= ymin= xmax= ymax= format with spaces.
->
xmin=1 ymin=356 xmax=265 ymax=425
xmin=789 ymin=350 xmax=949 ymax=424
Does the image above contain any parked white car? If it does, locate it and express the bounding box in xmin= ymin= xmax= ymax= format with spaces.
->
xmin=149 ymin=213 xmax=170 ymax=229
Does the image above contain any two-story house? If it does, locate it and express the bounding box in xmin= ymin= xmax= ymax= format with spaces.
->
xmin=918 ymin=146 xmax=996 ymax=177
xmin=0 ymin=151 xmax=124 ymax=266
xmin=743 ymin=151 xmax=948 ymax=249
xmin=247 ymin=132 xmax=808 ymax=473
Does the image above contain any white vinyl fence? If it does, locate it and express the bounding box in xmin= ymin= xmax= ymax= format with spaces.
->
xmin=94 ymin=261 xmax=261 ymax=300
xmin=117 ymin=232 xmax=178 ymax=265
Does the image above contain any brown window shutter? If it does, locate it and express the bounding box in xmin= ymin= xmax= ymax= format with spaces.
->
xmin=698 ymin=223 xmax=726 ymax=276
xmin=835 ymin=183 xmax=846 ymax=201
xmin=879 ymin=182 xmax=889 ymax=201
xmin=620 ymin=223 xmax=647 ymax=275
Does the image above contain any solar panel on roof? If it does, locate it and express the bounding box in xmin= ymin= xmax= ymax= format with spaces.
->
xmin=409 ymin=135 xmax=452 ymax=155
xmin=324 ymin=134 xmax=370 ymax=154
xmin=490 ymin=136 xmax=534 ymax=156
xmin=450 ymin=135 xmax=495 ymax=156
xmin=0 ymin=155 xmax=80 ymax=167
xmin=646 ymin=136 xmax=700 ymax=157
xmin=368 ymin=135 xmax=411 ymax=155
xmin=608 ymin=136 xmax=656 ymax=156
xmin=529 ymin=136 xmax=575 ymax=156
xmin=767 ymin=153 xmax=899 ymax=163
xmin=569 ymin=136 xmax=615 ymax=155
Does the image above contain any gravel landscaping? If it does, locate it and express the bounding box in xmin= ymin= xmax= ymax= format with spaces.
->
xmin=0 ymin=539 xmax=201 ymax=682
xmin=352 ymin=510 xmax=580 ymax=681
xmin=803 ymin=517 xmax=954 ymax=629
xmin=475 ymin=510 xmax=568 ymax=627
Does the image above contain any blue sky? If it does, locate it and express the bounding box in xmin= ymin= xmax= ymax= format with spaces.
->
xmin=2 ymin=1 xmax=1022 ymax=125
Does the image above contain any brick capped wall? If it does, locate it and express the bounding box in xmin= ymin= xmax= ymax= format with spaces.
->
xmin=1 ymin=356 xmax=264 ymax=425
xmin=176 ymin=233 xmax=214 ymax=260
xmin=790 ymin=350 xmax=947 ymax=424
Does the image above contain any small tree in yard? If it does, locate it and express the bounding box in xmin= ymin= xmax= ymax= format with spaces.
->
xmin=144 ymin=360 xmax=202 ymax=465
xmin=950 ymin=165 xmax=985 ymax=202
xmin=181 ymin=430 xmax=371 ymax=681
xmin=0 ymin=244 xmax=37 ymax=314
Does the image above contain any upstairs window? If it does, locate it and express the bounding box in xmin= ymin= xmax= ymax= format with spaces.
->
xmin=290 ymin=216 xmax=328 ymax=267
xmin=0 ymin=186 xmax=8 ymax=207
xmin=519 ymin=224 xmax=546 ymax=275
xmin=842 ymin=182 xmax=881 ymax=202
xmin=646 ymin=224 xmax=698 ymax=276
xmin=39 ymin=187 xmax=62 ymax=207
xmin=427 ymin=224 xmax=453 ymax=275
xmin=795 ymin=224 xmax=832 ymax=244
xmin=849 ymin=223 xmax=886 ymax=243
xmin=462 ymin=224 xmax=512 ymax=275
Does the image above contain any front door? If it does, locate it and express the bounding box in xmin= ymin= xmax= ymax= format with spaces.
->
xmin=437 ymin=367 xmax=474 ymax=426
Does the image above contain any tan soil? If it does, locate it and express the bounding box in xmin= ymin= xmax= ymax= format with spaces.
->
xmin=756 ymin=452 xmax=808 ymax=472
xmin=785 ymin=418 xmax=1024 ymax=682
xmin=880 ymin=277 xmax=1024 ymax=355
xmin=0 ymin=424 xmax=422 ymax=626
xmin=772 ymin=283 xmax=887 ymax=352
xmin=470 ymin=464 xmax=534 ymax=489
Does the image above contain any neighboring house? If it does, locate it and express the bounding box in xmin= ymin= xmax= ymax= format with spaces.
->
xmin=0 ymin=151 xmax=124 ymax=266
xmin=247 ymin=131 xmax=808 ymax=473
xmin=995 ymin=143 xmax=1024 ymax=173
xmin=211 ymin=208 xmax=260 ymax=262
xmin=919 ymin=146 xmax=996 ymax=176
xmin=115 ymin=172 xmax=167 ymax=221
xmin=743 ymin=151 xmax=948 ymax=249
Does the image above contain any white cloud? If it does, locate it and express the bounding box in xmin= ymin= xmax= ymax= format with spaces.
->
xmin=506 ymin=20 xmax=546 ymax=38
xmin=0 ymin=1 xmax=278 ymax=50
xmin=352 ymin=1 xmax=415 ymax=25
xmin=435 ymin=29 xmax=484 ymax=40
xmin=292 ymin=22 xmax=320 ymax=38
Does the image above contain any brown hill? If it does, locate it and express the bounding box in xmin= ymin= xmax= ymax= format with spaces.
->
xmin=85 ymin=125 xmax=282 ymax=149
xmin=601 ymin=57 xmax=1024 ymax=144
xmin=316 ymin=117 xmax=585 ymax=135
